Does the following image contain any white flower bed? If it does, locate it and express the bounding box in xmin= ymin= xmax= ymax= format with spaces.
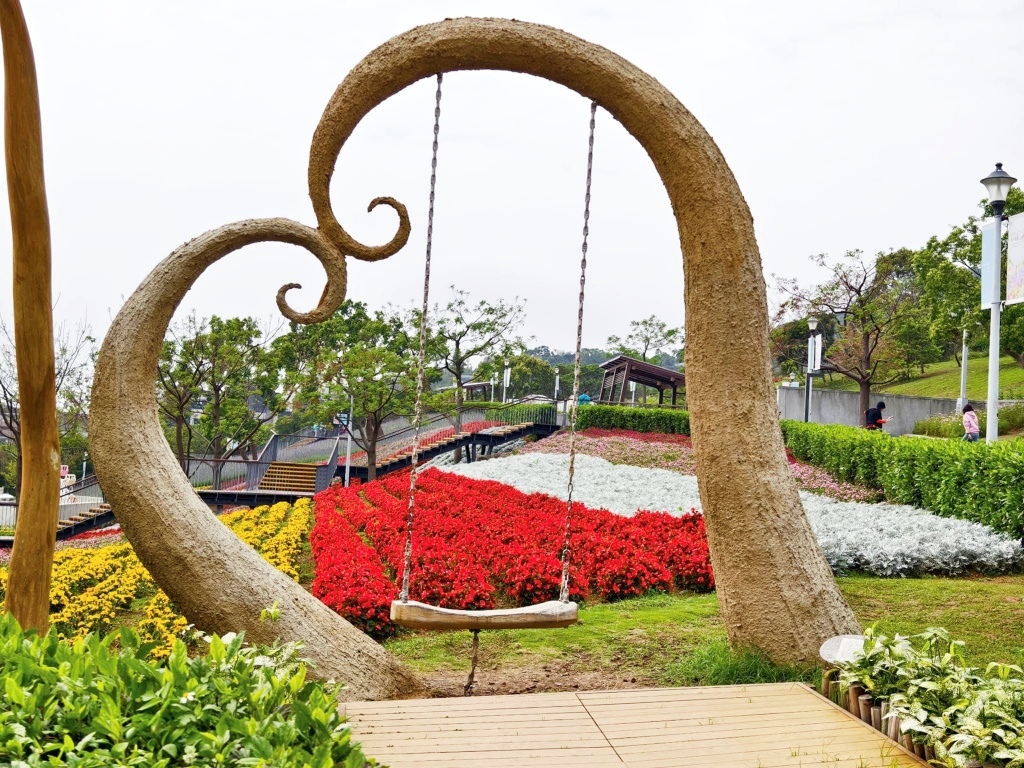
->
xmin=441 ymin=453 xmax=1023 ymax=577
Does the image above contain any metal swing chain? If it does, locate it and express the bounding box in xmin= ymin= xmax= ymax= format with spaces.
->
xmin=559 ymin=101 xmax=598 ymax=604
xmin=399 ymin=73 xmax=443 ymax=604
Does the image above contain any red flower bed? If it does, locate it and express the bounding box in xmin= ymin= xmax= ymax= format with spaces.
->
xmin=311 ymin=468 xmax=714 ymax=638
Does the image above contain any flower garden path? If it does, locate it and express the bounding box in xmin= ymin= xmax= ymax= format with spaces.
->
xmin=347 ymin=682 xmax=924 ymax=767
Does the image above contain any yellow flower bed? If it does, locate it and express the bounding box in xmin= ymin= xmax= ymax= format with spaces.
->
xmin=0 ymin=499 xmax=312 ymax=657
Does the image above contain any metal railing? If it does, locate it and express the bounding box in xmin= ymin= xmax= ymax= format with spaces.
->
xmin=0 ymin=475 xmax=108 ymax=530
xmin=315 ymin=438 xmax=341 ymax=493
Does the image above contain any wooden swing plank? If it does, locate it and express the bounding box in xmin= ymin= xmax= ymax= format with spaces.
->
xmin=390 ymin=599 xmax=578 ymax=630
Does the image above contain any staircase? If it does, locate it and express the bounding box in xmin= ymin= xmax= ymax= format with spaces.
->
xmin=376 ymin=432 xmax=471 ymax=471
xmin=258 ymin=462 xmax=317 ymax=493
xmin=57 ymin=503 xmax=112 ymax=534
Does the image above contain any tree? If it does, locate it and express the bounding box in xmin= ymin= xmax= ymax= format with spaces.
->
xmin=156 ymin=316 xmax=287 ymax=487
xmin=157 ymin=314 xmax=209 ymax=469
xmin=277 ymin=303 xmax=419 ymax=480
xmin=607 ymin=314 xmax=683 ymax=365
xmin=326 ymin=344 xmax=415 ymax=480
xmin=426 ymin=288 xmax=526 ymax=456
xmin=478 ymin=353 xmax=556 ymax=401
xmin=0 ymin=319 xmax=93 ymax=495
xmin=608 ymin=315 xmax=683 ymax=401
xmin=779 ymin=250 xmax=918 ymax=416
xmin=2 ymin=0 xmax=64 ymax=633
xmin=910 ymin=187 xmax=1024 ymax=369
xmin=527 ymin=346 xmax=610 ymax=366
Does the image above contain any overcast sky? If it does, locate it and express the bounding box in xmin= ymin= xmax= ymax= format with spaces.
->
xmin=1 ymin=1 xmax=1022 ymax=352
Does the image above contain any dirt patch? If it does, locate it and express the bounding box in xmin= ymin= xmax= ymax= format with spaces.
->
xmin=420 ymin=658 xmax=656 ymax=698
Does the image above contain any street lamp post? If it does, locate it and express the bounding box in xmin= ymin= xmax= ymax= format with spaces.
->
xmin=956 ymin=328 xmax=969 ymax=412
xmin=804 ymin=316 xmax=819 ymax=422
xmin=981 ymin=163 xmax=1018 ymax=443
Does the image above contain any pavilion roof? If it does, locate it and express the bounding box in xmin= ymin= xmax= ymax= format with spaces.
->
xmin=598 ymin=355 xmax=685 ymax=389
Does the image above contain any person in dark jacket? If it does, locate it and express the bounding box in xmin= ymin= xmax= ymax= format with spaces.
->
xmin=864 ymin=401 xmax=887 ymax=430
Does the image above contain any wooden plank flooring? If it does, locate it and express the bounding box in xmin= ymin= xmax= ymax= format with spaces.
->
xmin=348 ymin=682 xmax=924 ymax=767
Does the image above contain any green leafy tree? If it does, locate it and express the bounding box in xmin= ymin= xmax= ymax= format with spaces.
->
xmin=606 ymin=315 xmax=683 ymax=365
xmin=912 ymin=187 xmax=1024 ymax=368
xmin=423 ymin=288 xmax=526 ymax=455
xmin=157 ymin=316 xmax=286 ymax=487
xmin=779 ymin=250 xmax=919 ymax=416
xmin=277 ymin=304 xmax=419 ymax=480
xmin=157 ymin=314 xmax=209 ymax=469
xmin=478 ymin=353 xmax=557 ymax=401
xmin=328 ymin=345 xmax=416 ymax=481
xmin=607 ymin=315 xmax=683 ymax=401
xmin=0 ymin=320 xmax=93 ymax=495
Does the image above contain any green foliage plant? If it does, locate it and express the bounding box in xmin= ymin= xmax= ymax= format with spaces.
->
xmin=575 ymin=404 xmax=690 ymax=435
xmin=0 ymin=614 xmax=376 ymax=767
xmin=838 ymin=627 xmax=1024 ymax=767
xmin=780 ymin=420 xmax=1024 ymax=537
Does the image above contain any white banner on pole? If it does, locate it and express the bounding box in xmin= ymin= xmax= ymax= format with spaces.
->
xmin=980 ymin=218 xmax=1000 ymax=308
xmin=813 ymin=335 xmax=822 ymax=371
xmin=1007 ymin=212 xmax=1024 ymax=307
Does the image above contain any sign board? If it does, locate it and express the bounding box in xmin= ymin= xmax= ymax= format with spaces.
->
xmin=806 ymin=334 xmax=822 ymax=373
xmin=60 ymin=465 xmax=68 ymax=478
xmin=1007 ymin=212 xmax=1024 ymax=306
xmin=981 ymin=218 xmax=1001 ymax=308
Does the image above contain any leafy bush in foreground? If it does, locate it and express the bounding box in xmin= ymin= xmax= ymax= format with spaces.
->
xmin=0 ymin=615 xmax=375 ymax=767
xmin=838 ymin=627 xmax=1024 ymax=767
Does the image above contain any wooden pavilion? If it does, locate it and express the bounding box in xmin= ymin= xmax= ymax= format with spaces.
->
xmin=598 ymin=355 xmax=685 ymax=406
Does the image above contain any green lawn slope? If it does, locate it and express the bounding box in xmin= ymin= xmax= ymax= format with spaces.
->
xmin=819 ymin=355 xmax=1024 ymax=400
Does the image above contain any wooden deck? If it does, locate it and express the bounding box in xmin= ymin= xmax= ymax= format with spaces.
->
xmin=348 ymin=682 xmax=925 ymax=767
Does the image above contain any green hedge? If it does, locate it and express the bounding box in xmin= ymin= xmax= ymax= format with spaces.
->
xmin=576 ymin=405 xmax=690 ymax=435
xmin=781 ymin=420 xmax=1024 ymax=538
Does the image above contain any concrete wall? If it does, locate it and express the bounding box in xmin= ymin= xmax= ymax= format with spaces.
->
xmin=776 ymin=386 xmax=959 ymax=435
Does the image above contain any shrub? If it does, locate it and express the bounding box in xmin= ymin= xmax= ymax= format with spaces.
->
xmin=0 ymin=614 xmax=376 ymax=767
xmin=837 ymin=627 xmax=1024 ymax=766
xmin=576 ymin=405 xmax=690 ymax=435
xmin=780 ymin=420 xmax=1024 ymax=537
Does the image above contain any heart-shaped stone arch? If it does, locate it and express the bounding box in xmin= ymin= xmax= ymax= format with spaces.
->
xmin=90 ymin=17 xmax=858 ymax=702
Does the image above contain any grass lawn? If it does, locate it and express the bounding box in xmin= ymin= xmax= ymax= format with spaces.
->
xmin=385 ymin=575 xmax=1024 ymax=691
xmin=819 ymin=355 xmax=1024 ymax=400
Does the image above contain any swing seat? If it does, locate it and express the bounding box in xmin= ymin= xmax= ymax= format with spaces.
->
xmin=390 ymin=599 xmax=578 ymax=631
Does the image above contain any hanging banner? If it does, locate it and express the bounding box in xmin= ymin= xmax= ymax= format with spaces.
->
xmin=980 ymin=218 xmax=1000 ymax=308
xmin=1007 ymin=212 xmax=1024 ymax=306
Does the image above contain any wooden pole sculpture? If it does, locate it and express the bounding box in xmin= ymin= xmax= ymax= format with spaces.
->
xmin=87 ymin=17 xmax=858 ymax=700
xmin=1 ymin=0 xmax=61 ymax=632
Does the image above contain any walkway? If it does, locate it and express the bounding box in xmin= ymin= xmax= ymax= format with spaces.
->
xmin=347 ymin=683 xmax=923 ymax=767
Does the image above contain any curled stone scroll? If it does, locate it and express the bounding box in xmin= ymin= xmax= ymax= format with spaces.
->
xmin=91 ymin=17 xmax=857 ymax=702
